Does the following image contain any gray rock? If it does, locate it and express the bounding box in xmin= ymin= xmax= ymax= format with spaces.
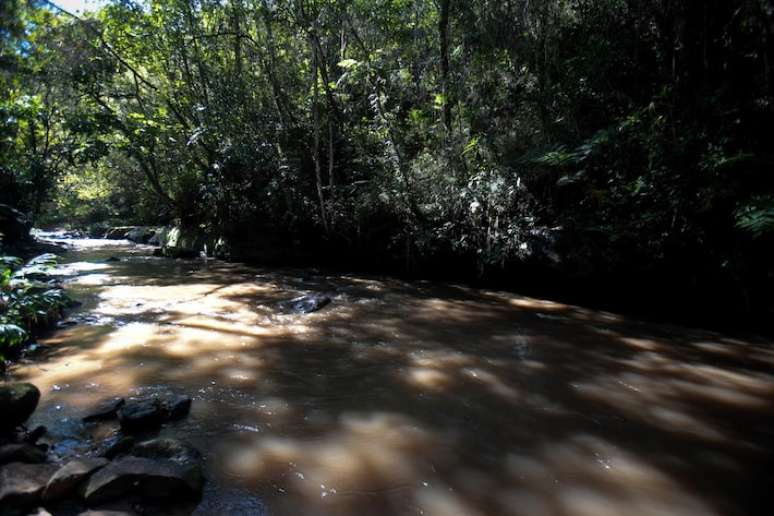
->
xmin=117 ymin=399 xmax=165 ymax=433
xmin=163 ymin=395 xmax=191 ymax=421
xmin=130 ymin=438 xmax=204 ymax=496
xmin=0 ymin=203 xmax=31 ymax=243
xmin=130 ymin=438 xmax=202 ymax=469
xmin=42 ymin=457 xmax=109 ymax=501
xmin=25 ymin=426 xmax=47 ymax=445
xmin=83 ymin=398 xmax=125 ymax=422
xmin=99 ymin=436 xmax=136 ymax=460
xmin=27 ymin=508 xmax=52 ymax=516
xmin=280 ymin=295 xmax=331 ymax=314
xmin=83 ymin=457 xmax=203 ymax=505
xmin=0 ymin=462 xmax=57 ymax=510
xmin=0 ymin=443 xmax=46 ymax=465
xmin=0 ymin=383 xmax=41 ymax=431
xmin=78 ymin=508 xmax=138 ymax=516
xmin=43 ymin=457 xmax=110 ymax=501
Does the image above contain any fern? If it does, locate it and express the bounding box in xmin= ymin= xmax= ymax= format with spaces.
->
xmin=736 ymin=200 xmax=774 ymax=239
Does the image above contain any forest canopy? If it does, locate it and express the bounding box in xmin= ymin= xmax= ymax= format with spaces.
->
xmin=1 ymin=0 xmax=773 ymax=323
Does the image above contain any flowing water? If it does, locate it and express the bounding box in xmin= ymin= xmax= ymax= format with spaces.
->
xmin=8 ymin=235 xmax=774 ymax=515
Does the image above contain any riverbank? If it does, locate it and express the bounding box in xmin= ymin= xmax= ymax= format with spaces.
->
xmin=0 ymin=245 xmax=78 ymax=372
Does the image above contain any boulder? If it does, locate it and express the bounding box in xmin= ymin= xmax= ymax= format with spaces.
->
xmin=78 ymin=506 xmax=138 ymax=516
xmin=103 ymin=227 xmax=131 ymax=240
xmin=83 ymin=398 xmax=126 ymax=422
xmin=280 ymin=295 xmax=331 ymax=314
xmin=0 ymin=203 xmax=30 ymax=244
xmin=160 ymin=227 xmax=207 ymax=258
xmin=99 ymin=436 xmax=136 ymax=460
xmin=125 ymin=228 xmax=148 ymax=244
xmin=130 ymin=438 xmax=204 ymax=496
xmin=83 ymin=457 xmax=203 ymax=505
xmin=117 ymin=399 xmax=166 ymax=433
xmin=0 ymin=443 xmax=47 ymax=465
xmin=42 ymin=457 xmax=109 ymax=501
xmin=0 ymin=383 xmax=41 ymax=431
xmin=130 ymin=438 xmax=202 ymax=470
xmin=25 ymin=426 xmax=48 ymax=445
xmin=0 ymin=462 xmax=57 ymax=510
xmin=163 ymin=395 xmax=192 ymax=421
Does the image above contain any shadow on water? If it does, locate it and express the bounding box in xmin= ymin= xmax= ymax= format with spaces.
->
xmin=9 ymin=238 xmax=774 ymax=515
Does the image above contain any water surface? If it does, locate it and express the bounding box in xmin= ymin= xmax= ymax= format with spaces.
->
xmin=10 ymin=235 xmax=774 ymax=515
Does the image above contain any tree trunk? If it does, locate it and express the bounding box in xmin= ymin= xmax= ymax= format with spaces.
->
xmin=439 ymin=0 xmax=452 ymax=134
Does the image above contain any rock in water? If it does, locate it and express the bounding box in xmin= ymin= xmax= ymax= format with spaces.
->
xmin=0 ymin=383 xmax=41 ymax=431
xmin=83 ymin=398 xmax=126 ymax=422
xmin=131 ymin=438 xmax=202 ymax=470
xmin=84 ymin=457 xmax=203 ymax=505
xmin=99 ymin=436 xmax=136 ymax=460
xmin=0 ymin=462 xmax=57 ymax=510
xmin=163 ymin=395 xmax=192 ymax=420
xmin=43 ymin=457 xmax=109 ymax=501
xmin=281 ymin=294 xmax=331 ymax=314
xmin=130 ymin=438 xmax=204 ymax=494
xmin=117 ymin=399 xmax=166 ymax=433
xmin=0 ymin=443 xmax=47 ymax=465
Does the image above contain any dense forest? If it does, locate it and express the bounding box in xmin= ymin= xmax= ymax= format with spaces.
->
xmin=2 ymin=0 xmax=773 ymax=325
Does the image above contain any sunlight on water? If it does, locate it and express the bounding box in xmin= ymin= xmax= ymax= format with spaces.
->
xmin=9 ymin=237 xmax=774 ymax=515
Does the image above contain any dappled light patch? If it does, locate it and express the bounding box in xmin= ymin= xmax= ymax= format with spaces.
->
xmin=7 ymin=242 xmax=774 ymax=515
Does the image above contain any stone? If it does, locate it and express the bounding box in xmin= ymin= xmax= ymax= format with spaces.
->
xmin=42 ymin=457 xmax=109 ymax=501
xmin=280 ymin=294 xmax=331 ymax=314
xmin=130 ymin=438 xmax=202 ymax=469
xmin=83 ymin=398 xmax=125 ymax=422
xmin=27 ymin=508 xmax=53 ymax=516
xmin=0 ymin=383 xmax=41 ymax=431
xmin=104 ymin=257 xmax=121 ymax=263
xmin=130 ymin=438 xmax=204 ymax=497
xmin=160 ymin=227 xmax=206 ymax=258
xmin=99 ymin=436 xmax=136 ymax=460
xmin=163 ymin=395 xmax=191 ymax=421
xmin=0 ymin=443 xmax=47 ymax=465
xmin=0 ymin=203 xmax=31 ymax=243
xmin=25 ymin=426 xmax=47 ymax=445
xmin=103 ymin=227 xmax=131 ymax=240
xmin=117 ymin=399 xmax=166 ymax=433
xmin=83 ymin=457 xmax=203 ymax=505
xmin=78 ymin=507 xmax=138 ymax=516
xmin=0 ymin=462 xmax=57 ymax=510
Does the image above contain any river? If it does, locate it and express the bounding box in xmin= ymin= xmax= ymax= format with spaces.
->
xmin=7 ymin=235 xmax=774 ymax=515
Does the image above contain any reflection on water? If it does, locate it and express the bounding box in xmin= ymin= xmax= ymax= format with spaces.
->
xmin=9 ymin=237 xmax=774 ymax=515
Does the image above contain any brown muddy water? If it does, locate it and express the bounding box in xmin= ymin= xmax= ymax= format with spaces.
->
xmin=7 ymin=235 xmax=774 ymax=515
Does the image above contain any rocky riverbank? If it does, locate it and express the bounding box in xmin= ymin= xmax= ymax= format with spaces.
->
xmin=0 ymin=382 xmax=204 ymax=515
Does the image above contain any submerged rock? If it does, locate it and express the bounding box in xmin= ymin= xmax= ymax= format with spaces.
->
xmin=25 ymin=425 xmax=48 ymax=445
xmin=130 ymin=438 xmax=202 ymax=470
xmin=0 ymin=383 xmax=41 ymax=431
xmin=0 ymin=443 xmax=47 ymax=465
xmin=0 ymin=462 xmax=57 ymax=510
xmin=83 ymin=398 xmax=126 ymax=422
xmin=279 ymin=294 xmax=331 ymax=314
xmin=163 ymin=395 xmax=192 ymax=421
xmin=43 ymin=457 xmax=109 ymax=501
xmin=84 ymin=456 xmax=203 ymax=505
xmin=117 ymin=399 xmax=166 ymax=433
xmin=99 ymin=436 xmax=136 ymax=460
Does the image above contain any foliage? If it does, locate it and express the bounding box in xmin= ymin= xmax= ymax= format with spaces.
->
xmin=1 ymin=0 xmax=773 ymax=318
xmin=0 ymin=252 xmax=70 ymax=358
